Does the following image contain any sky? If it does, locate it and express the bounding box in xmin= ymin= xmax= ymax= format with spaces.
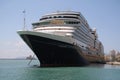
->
xmin=0 ymin=0 xmax=120 ymax=58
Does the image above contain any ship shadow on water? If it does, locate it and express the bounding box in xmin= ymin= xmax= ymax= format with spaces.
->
xmin=29 ymin=63 xmax=106 ymax=68
xmin=28 ymin=59 xmax=107 ymax=68
xmin=29 ymin=61 xmax=120 ymax=70
xmin=28 ymin=60 xmax=106 ymax=68
xmin=88 ymin=63 xmax=105 ymax=68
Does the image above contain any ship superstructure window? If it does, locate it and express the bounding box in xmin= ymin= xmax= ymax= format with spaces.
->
xmin=40 ymin=15 xmax=79 ymax=20
xmin=32 ymin=21 xmax=50 ymax=27
xmin=40 ymin=21 xmax=50 ymax=25
xmin=33 ymin=20 xmax=65 ymax=27
xmin=65 ymin=21 xmax=80 ymax=24
xmin=33 ymin=20 xmax=80 ymax=28
xmin=63 ymin=16 xmax=79 ymax=19
xmin=58 ymin=16 xmax=62 ymax=18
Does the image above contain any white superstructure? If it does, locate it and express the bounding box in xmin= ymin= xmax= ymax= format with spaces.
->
xmin=32 ymin=11 xmax=104 ymax=55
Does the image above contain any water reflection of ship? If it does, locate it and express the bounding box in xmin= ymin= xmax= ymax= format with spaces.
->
xmin=18 ymin=11 xmax=105 ymax=67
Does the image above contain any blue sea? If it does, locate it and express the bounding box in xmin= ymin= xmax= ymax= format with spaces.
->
xmin=0 ymin=60 xmax=120 ymax=80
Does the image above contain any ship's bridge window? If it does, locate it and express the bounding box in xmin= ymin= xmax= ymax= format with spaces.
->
xmin=32 ymin=21 xmax=50 ymax=27
xmin=40 ymin=17 xmax=48 ymax=20
xmin=40 ymin=21 xmax=50 ymax=25
xmin=33 ymin=20 xmax=66 ymax=27
xmin=32 ymin=23 xmax=40 ymax=28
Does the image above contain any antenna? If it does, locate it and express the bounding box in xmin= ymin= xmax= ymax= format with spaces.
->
xmin=23 ymin=10 xmax=26 ymax=30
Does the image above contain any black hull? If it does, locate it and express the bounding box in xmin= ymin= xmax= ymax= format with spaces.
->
xmin=19 ymin=33 xmax=89 ymax=67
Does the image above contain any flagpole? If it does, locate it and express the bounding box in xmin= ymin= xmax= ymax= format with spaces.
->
xmin=23 ymin=10 xmax=26 ymax=30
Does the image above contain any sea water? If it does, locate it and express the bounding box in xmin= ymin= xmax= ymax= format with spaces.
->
xmin=0 ymin=60 xmax=120 ymax=80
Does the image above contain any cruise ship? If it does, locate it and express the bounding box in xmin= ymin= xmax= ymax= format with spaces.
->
xmin=17 ymin=11 xmax=105 ymax=67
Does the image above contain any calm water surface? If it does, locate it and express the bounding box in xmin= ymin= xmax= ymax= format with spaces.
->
xmin=0 ymin=60 xmax=120 ymax=80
